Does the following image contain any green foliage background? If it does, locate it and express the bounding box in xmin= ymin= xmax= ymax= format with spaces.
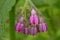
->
xmin=0 ymin=0 xmax=60 ymax=40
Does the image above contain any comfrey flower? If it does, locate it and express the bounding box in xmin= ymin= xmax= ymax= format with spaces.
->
xmin=39 ymin=18 xmax=48 ymax=32
xmin=30 ymin=27 xmax=37 ymax=35
xmin=15 ymin=16 xmax=24 ymax=32
xmin=23 ymin=27 xmax=29 ymax=35
xmin=30 ymin=9 xmax=38 ymax=26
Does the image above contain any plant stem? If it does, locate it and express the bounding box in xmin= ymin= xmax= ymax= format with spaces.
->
xmin=9 ymin=7 xmax=16 ymax=40
xmin=29 ymin=0 xmax=41 ymax=13
xmin=21 ymin=0 xmax=29 ymax=18
xmin=9 ymin=0 xmax=19 ymax=40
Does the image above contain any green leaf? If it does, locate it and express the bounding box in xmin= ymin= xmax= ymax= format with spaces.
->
xmin=31 ymin=0 xmax=48 ymax=8
xmin=54 ymin=0 xmax=60 ymax=8
xmin=0 ymin=0 xmax=16 ymax=21
xmin=0 ymin=0 xmax=16 ymax=40
xmin=31 ymin=0 xmax=57 ymax=8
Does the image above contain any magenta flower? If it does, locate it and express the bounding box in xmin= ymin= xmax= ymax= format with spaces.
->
xmin=15 ymin=16 xmax=24 ymax=32
xmin=30 ymin=27 xmax=37 ymax=35
xmin=39 ymin=22 xmax=48 ymax=32
xmin=30 ymin=9 xmax=38 ymax=25
xmin=23 ymin=27 xmax=29 ymax=35
xmin=15 ymin=23 xmax=24 ymax=32
xmin=28 ymin=26 xmax=31 ymax=33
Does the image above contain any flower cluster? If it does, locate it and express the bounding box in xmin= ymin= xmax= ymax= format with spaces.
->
xmin=15 ymin=9 xmax=48 ymax=35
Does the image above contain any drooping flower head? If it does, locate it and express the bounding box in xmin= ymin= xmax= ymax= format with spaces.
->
xmin=30 ymin=9 xmax=38 ymax=26
xmin=15 ymin=7 xmax=48 ymax=35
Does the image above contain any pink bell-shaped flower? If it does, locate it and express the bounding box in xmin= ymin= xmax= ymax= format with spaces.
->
xmin=23 ymin=27 xmax=29 ymax=35
xmin=16 ymin=23 xmax=24 ymax=32
xmin=15 ymin=16 xmax=24 ymax=32
xmin=39 ymin=22 xmax=48 ymax=32
xmin=23 ymin=26 xmax=31 ymax=35
xmin=30 ymin=9 xmax=38 ymax=25
xmin=30 ymin=27 xmax=37 ymax=35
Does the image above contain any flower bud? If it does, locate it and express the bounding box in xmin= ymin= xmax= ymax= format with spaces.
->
xmin=30 ymin=9 xmax=38 ymax=25
xmin=30 ymin=27 xmax=37 ymax=35
xmin=31 ymin=9 xmax=36 ymax=15
xmin=15 ymin=16 xmax=24 ymax=32
xmin=15 ymin=23 xmax=24 ymax=32
xmin=23 ymin=27 xmax=29 ymax=35
xmin=38 ymin=17 xmax=43 ymax=24
xmin=39 ymin=22 xmax=48 ymax=32
xmin=19 ymin=15 xmax=24 ymax=23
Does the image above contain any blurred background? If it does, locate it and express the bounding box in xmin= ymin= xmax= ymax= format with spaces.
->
xmin=0 ymin=0 xmax=60 ymax=40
